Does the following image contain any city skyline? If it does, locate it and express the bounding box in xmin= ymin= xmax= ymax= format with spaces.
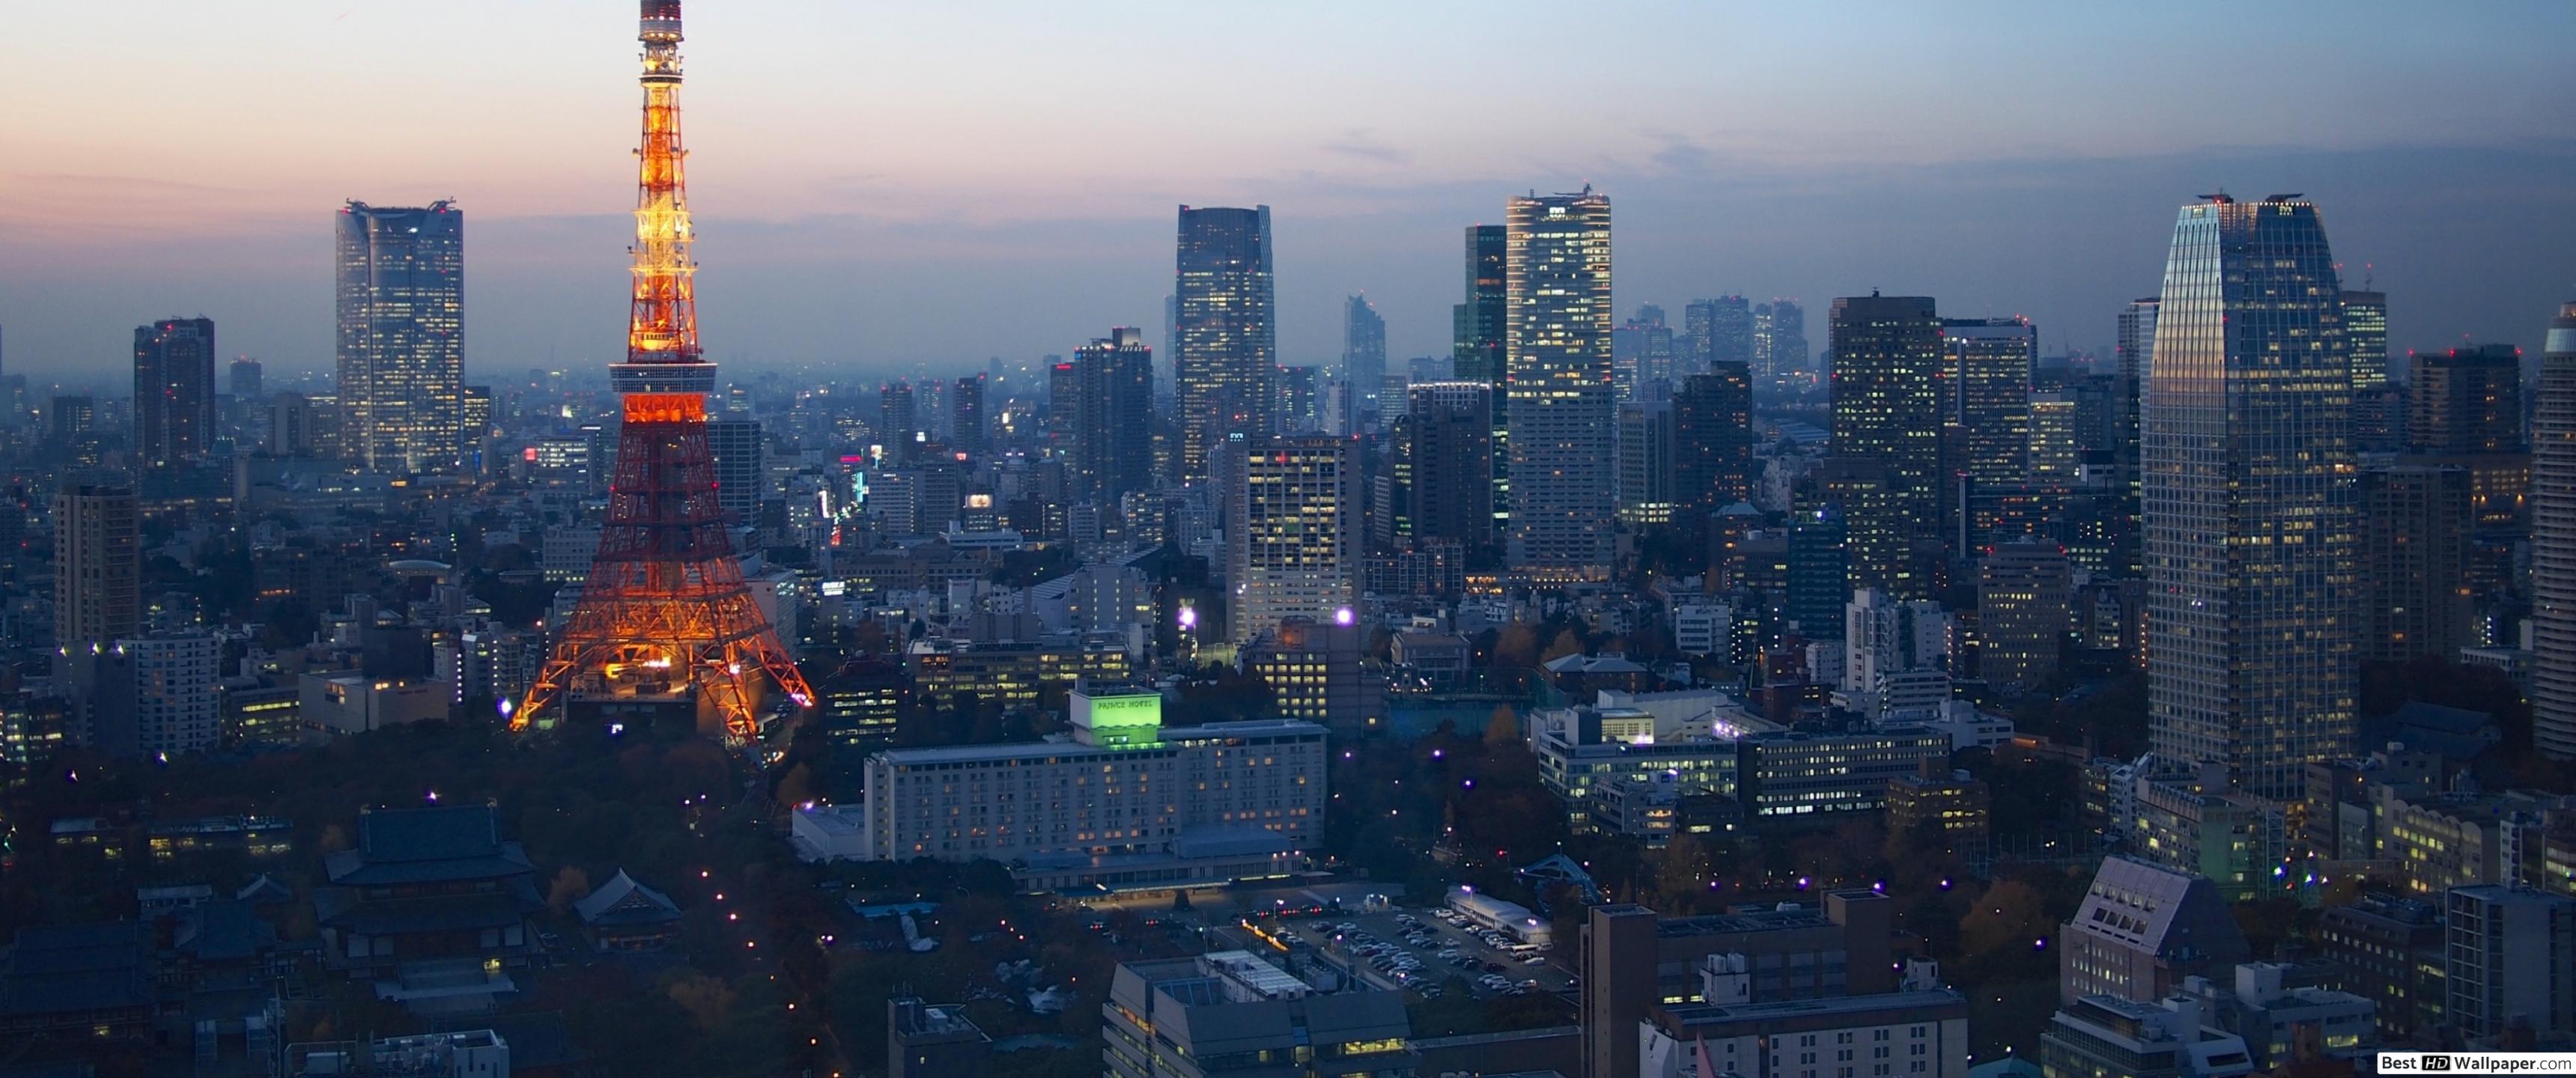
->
xmin=6 ymin=3 xmax=2576 ymax=385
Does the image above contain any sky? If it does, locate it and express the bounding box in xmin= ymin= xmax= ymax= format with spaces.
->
xmin=7 ymin=1 xmax=2576 ymax=390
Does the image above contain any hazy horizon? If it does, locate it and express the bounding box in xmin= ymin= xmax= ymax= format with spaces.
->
xmin=8 ymin=1 xmax=2575 ymax=389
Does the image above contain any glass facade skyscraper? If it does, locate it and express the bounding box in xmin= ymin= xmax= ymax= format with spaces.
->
xmin=335 ymin=200 xmax=464 ymax=474
xmin=1942 ymin=316 xmax=2037 ymax=558
xmin=2341 ymin=289 xmax=2390 ymax=392
xmin=1342 ymin=294 xmax=1385 ymax=430
xmin=1173 ymin=205 xmax=1275 ymax=484
xmin=2532 ymin=301 xmax=2576 ymax=758
xmin=1451 ymin=224 xmax=1510 ymax=543
xmin=2143 ymin=195 xmax=2357 ymax=798
xmin=1504 ymin=189 xmax=1614 ymax=581
xmin=1070 ymin=327 xmax=1155 ymax=506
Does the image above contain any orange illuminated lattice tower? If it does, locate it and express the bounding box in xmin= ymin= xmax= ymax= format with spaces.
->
xmin=517 ymin=0 xmax=813 ymax=739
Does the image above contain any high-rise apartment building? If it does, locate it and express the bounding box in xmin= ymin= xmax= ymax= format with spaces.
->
xmin=1070 ymin=328 xmax=1155 ymax=506
xmin=950 ymin=374 xmax=985 ymax=453
xmin=1827 ymin=294 xmax=1944 ymax=601
xmin=1942 ymin=317 xmax=2037 ymax=556
xmin=1404 ymin=381 xmax=1495 ymax=555
xmin=1616 ymin=400 xmax=1676 ymax=526
xmin=2143 ymin=195 xmax=2357 ymax=799
xmin=1343 ymin=294 xmax=1386 ymax=428
xmin=2408 ymin=344 xmax=2524 ymax=454
xmin=1674 ymin=365 xmax=1755 ymax=517
xmin=133 ymin=317 xmax=216 ymax=467
xmin=2342 ymin=289 xmax=2390 ymax=392
xmin=1225 ymin=435 xmax=1356 ymax=642
xmin=1173 ymin=205 xmax=1275 ymax=483
xmin=1505 ymin=188 xmax=1615 ymax=580
xmin=336 ymin=201 xmax=464 ymax=473
xmin=53 ymin=482 xmax=139 ymax=648
xmin=2530 ymin=302 xmax=2576 ymax=757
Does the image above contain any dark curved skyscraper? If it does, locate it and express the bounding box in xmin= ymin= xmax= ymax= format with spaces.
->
xmin=1173 ymin=205 xmax=1275 ymax=484
xmin=2532 ymin=301 xmax=2576 ymax=758
xmin=2143 ymin=195 xmax=2356 ymax=798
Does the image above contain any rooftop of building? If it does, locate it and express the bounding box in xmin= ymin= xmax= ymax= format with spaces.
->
xmin=1656 ymin=987 xmax=1967 ymax=1030
xmin=0 ymin=922 xmax=152 ymax=1018
xmin=323 ymin=804 xmax=534 ymax=886
xmin=2066 ymin=856 xmax=2250 ymax=963
xmin=871 ymin=718 xmax=1325 ymax=766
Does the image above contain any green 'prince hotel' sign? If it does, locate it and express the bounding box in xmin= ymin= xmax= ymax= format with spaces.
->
xmin=1084 ymin=693 xmax=1163 ymax=749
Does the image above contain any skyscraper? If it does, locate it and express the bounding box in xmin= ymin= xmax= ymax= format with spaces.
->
xmin=1614 ymin=399 xmax=1675 ymax=526
xmin=1612 ymin=305 xmax=1675 ymax=400
xmin=52 ymin=481 xmax=139 ymax=648
xmin=1174 ymin=205 xmax=1276 ymax=483
xmin=878 ymin=380 xmax=916 ymax=457
xmin=2408 ymin=344 xmax=2523 ymax=454
xmin=336 ymin=200 xmax=464 ymax=473
xmin=1685 ymin=296 xmax=1754 ymax=373
xmin=1451 ymin=224 xmax=1510 ymax=544
xmin=1505 ymin=188 xmax=1614 ymax=581
xmin=228 ymin=357 xmax=263 ymax=398
xmin=2532 ymin=301 xmax=2576 ymax=758
xmin=1826 ymin=293 xmax=1943 ymax=601
xmin=1942 ymin=316 xmax=2037 ymax=556
xmin=2342 ymin=289 xmax=2390 ymax=392
xmin=1978 ymin=539 xmax=2071 ymax=691
xmin=706 ymin=415 xmax=764 ymax=524
xmin=2112 ymin=297 xmax=2160 ymax=575
xmin=1343 ymin=294 xmax=1386 ymax=429
xmin=1070 ymin=327 xmax=1155 ymax=505
xmin=1403 ymin=381 xmax=1494 ymax=556
xmin=2357 ymin=463 xmax=2472 ymax=666
xmin=2143 ymin=195 xmax=2356 ymax=798
xmin=1226 ymin=434 xmax=1355 ymax=642
xmin=133 ymin=317 xmax=216 ymax=468
xmin=1673 ymin=365 xmax=1755 ymax=517
xmin=1755 ymin=299 xmax=1808 ymax=385
xmin=950 ymin=374 xmax=986 ymax=453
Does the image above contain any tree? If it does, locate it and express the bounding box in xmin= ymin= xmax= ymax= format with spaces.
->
xmin=546 ymin=866 xmax=593 ymax=916
xmin=1482 ymin=705 xmax=1520 ymax=749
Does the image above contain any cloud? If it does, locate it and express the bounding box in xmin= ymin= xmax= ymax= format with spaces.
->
xmin=1322 ymin=130 xmax=1410 ymax=166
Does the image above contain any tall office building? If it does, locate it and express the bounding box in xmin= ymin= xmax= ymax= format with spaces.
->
xmin=1615 ymin=400 xmax=1676 ymax=526
xmin=50 ymin=395 xmax=100 ymax=466
xmin=2143 ymin=195 xmax=2357 ymax=799
xmin=1613 ymin=305 xmax=1675 ymax=400
xmin=1827 ymin=293 xmax=1944 ymax=601
xmin=950 ymin=374 xmax=985 ymax=453
xmin=228 ymin=357 xmax=263 ymax=398
xmin=133 ymin=317 xmax=216 ymax=468
xmin=1673 ymin=365 xmax=1755 ymax=517
xmin=1942 ymin=317 xmax=2037 ymax=555
xmin=53 ymin=482 xmax=139 ymax=647
xmin=2533 ymin=302 xmax=2576 ymax=758
xmin=878 ymin=381 xmax=917 ymax=456
xmin=1755 ymin=299 xmax=1808 ymax=385
xmin=1505 ymin=188 xmax=1615 ymax=581
xmin=2357 ymin=463 xmax=2473 ymax=666
xmin=1685 ymin=296 xmax=1754 ymax=373
xmin=1343 ymin=294 xmax=1386 ymax=428
xmin=1452 ymin=224 xmax=1510 ymax=542
xmin=1070 ymin=328 xmax=1155 ymax=506
xmin=1173 ymin=205 xmax=1276 ymax=483
xmin=2342 ymin=289 xmax=2390 ymax=392
xmin=1404 ymin=381 xmax=1494 ymax=555
xmin=336 ymin=201 xmax=464 ymax=473
xmin=1273 ymin=364 xmax=1319 ymax=433
xmin=2445 ymin=885 xmax=2576 ymax=1038
xmin=705 ymin=416 xmax=764 ymax=524
xmin=1978 ymin=539 xmax=2071 ymax=691
xmin=1225 ymin=435 xmax=1356 ymax=642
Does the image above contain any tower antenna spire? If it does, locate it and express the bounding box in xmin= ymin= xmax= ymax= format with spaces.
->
xmin=518 ymin=0 xmax=815 ymax=740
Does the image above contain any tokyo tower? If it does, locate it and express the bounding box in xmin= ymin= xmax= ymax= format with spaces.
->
xmin=516 ymin=0 xmax=814 ymax=740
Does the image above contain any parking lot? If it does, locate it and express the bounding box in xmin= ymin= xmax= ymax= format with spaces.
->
xmin=1296 ymin=906 xmax=1576 ymax=1001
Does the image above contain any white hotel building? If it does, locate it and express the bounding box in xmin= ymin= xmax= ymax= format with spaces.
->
xmin=849 ymin=689 xmax=1328 ymax=892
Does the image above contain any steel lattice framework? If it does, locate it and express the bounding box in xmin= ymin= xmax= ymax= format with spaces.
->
xmin=517 ymin=0 xmax=813 ymax=740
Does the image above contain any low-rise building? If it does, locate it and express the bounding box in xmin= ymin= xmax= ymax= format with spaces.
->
xmin=2060 ymin=856 xmax=2250 ymax=1005
xmin=298 ymin=673 xmax=447 ymax=734
xmin=1243 ymin=615 xmax=1386 ymax=734
xmin=2039 ymin=995 xmax=2257 ymax=1078
xmin=1104 ymin=951 xmax=1412 ymax=1078
xmin=1528 ymin=706 xmax=1740 ymax=834
xmin=1389 ymin=632 xmax=1471 ymax=685
xmin=2446 ymin=884 xmax=2576 ymax=1039
xmin=2315 ymin=892 xmax=2446 ymax=1040
xmin=1886 ymin=771 xmax=1990 ymax=868
xmin=571 ymin=870 xmax=682 ymax=952
xmin=313 ymin=806 xmax=541 ymax=981
xmin=1737 ymin=726 xmax=1951 ymax=820
xmin=1639 ymin=969 xmax=1968 ymax=1078
xmin=904 ymin=635 xmax=1129 ymax=713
